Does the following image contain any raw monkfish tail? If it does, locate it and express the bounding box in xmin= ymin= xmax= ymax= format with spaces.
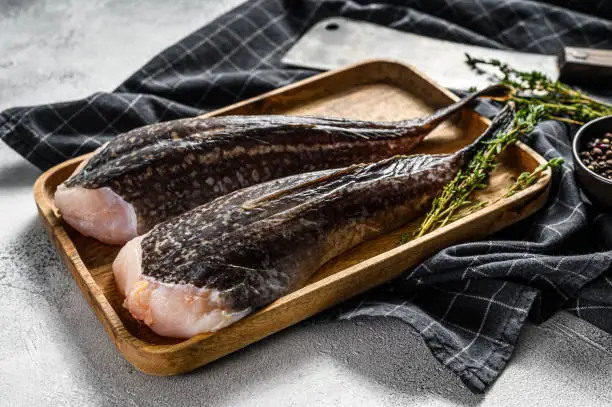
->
xmin=56 ymin=85 xmax=510 ymax=245
xmin=396 ymin=83 xmax=510 ymax=131
xmin=456 ymin=103 xmax=515 ymax=165
xmin=113 ymin=105 xmax=516 ymax=338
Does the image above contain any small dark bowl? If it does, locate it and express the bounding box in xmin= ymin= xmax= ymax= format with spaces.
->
xmin=572 ymin=115 xmax=612 ymax=207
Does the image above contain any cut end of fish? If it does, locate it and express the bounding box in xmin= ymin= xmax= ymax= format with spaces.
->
xmin=54 ymin=184 xmax=138 ymax=245
xmin=54 ymin=143 xmax=137 ymax=245
xmin=113 ymin=236 xmax=251 ymax=338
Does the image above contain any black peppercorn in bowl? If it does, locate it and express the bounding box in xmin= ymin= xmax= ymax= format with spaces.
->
xmin=573 ymin=115 xmax=612 ymax=207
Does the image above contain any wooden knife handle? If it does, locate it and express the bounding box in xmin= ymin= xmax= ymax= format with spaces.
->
xmin=558 ymin=47 xmax=612 ymax=86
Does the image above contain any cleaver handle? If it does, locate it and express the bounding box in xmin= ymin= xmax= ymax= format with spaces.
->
xmin=558 ymin=47 xmax=612 ymax=86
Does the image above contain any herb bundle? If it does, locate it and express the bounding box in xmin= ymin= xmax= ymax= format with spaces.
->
xmin=414 ymin=104 xmax=543 ymax=238
xmin=465 ymin=55 xmax=612 ymax=124
xmin=410 ymin=56 xmax=612 ymax=240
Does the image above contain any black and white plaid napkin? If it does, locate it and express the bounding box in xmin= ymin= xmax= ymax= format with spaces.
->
xmin=2 ymin=0 xmax=612 ymax=393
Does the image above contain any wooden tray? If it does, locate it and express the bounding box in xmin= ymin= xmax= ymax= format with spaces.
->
xmin=34 ymin=60 xmax=551 ymax=375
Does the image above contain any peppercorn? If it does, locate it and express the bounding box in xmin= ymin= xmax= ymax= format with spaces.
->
xmin=580 ymin=132 xmax=612 ymax=180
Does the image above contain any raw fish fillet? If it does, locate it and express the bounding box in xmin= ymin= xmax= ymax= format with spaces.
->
xmin=55 ymin=85 xmax=508 ymax=245
xmin=113 ymin=105 xmax=514 ymax=338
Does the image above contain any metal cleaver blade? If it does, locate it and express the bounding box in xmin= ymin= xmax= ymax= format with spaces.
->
xmin=281 ymin=17 xmax=560 ymax=90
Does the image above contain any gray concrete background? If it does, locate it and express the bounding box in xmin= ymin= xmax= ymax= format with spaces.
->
xmin=1 ymin=1 xmax=611 ymax=406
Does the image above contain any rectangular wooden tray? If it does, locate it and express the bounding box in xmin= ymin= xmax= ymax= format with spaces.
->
xmin=33 ymin=60 xmax=551 ymax=375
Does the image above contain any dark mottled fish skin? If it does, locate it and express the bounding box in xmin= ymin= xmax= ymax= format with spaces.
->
xmin=65 ymin=85 xmax=509 ymax=233
xmin=139 ymin=105 xmax=515 ymax=312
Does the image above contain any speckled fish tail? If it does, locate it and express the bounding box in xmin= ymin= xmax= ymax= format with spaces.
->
xmin=113 ymin=104 xmax=515 ymax=338
xmin=55 ymin=84 xmax=510 ymax=245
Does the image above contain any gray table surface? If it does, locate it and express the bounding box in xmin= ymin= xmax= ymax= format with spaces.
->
xmin=1 ymin=1 xmax=611 ymax=406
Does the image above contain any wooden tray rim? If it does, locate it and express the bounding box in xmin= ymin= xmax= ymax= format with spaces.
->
xmin=33 ymin=59 xmax=551 ymax=367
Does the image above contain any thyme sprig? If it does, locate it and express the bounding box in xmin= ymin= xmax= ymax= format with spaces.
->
xmin=506 ymin=158 xmax=564 ymax=197
xmin=465 ymin=55 xmax=612 ymax=124
xmin=405 ymin=57 xmax=612 ymax=243
xmin=414 ymin=105 xmax=544 ymax=238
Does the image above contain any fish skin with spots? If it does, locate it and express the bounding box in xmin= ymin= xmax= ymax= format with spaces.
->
xmin=54 ymin=84 xmax=509 ymax=245
xmin=112 ymin=105 xmax=515 ymax=338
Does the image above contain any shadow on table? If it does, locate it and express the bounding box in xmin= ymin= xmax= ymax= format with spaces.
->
xmin=509 ymin=314 xmax=612 ymax=395
xmin=7 ymin=218 xmax=612 ymax=406
xmin=7 ymin=220 xmax=481 ymax=406
xmin=128 ymin=319 xmax=484 ymax=406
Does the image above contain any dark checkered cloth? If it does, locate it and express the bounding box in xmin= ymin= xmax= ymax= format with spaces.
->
xmin=2 ymin=0 xmax=612 ymax=393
